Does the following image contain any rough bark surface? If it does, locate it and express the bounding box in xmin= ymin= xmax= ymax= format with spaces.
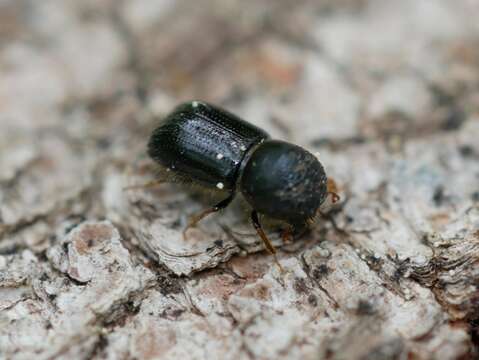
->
xmin=1 ymin=1 xmax=478 ymax=359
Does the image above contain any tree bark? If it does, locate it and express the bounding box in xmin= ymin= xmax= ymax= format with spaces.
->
xmin=1 ymin=0 xmax=478 ymax=359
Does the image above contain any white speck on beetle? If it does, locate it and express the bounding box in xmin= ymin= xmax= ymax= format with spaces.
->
xmin=240 ymin=145 xmax=247 ymax=151
xmin=216 ymin=153 xmax=224 ymax=159
xmin=192 ymin=101 xmax=199 ymax=108
xmin=216 ymin=182 xmax=224 ymax=189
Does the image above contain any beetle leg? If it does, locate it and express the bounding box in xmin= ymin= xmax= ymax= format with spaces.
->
xmin=251 ymin=211 xmax=284 ymax=272
xmin=327 ymin=178 xmax=340 ymax=204
xmin=123 ymin=179 xmax=166 ymax=191
xmin=182 ymin=192 xmax=235 ymax=240
xmin=281 ymin=226 xmax=293 ymax=244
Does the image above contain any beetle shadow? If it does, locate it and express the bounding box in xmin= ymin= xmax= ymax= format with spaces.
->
xmin=123 ymin=157 xmax=287 ymax=251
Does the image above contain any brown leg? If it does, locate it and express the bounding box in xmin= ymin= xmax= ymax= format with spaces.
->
xmin=327 ymin=178 xmax=340 ymax=204
xmin=281 ymin=226 xmax=293 ymax=244
xmin=183 ymin=193 xmax=235 ymax=240
xmin=251 ymin=211 xmax=284 ymax=272
xmin=123 ymin=179 xmax=166 ymax=191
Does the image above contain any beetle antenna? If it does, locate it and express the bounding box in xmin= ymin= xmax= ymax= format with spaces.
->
xmin=327 ymin=178 xmax=340 ymax=203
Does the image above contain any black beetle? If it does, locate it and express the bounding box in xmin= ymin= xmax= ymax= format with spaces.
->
xmin=134 ymin=101 xmax=338 ymax=268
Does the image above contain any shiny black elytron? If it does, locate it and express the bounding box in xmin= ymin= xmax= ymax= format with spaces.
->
xmin=146 ymin=101 xmax=337 ymax=268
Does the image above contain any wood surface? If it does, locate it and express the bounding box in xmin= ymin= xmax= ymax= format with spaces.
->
xmin=0 ymin=1 xmax=478 ymax=359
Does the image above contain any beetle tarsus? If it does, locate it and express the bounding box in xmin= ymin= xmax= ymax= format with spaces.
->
xmin=251 ymin=210 xmax=284 ymax=272
xmin=281 ymin=226 xmax=293 ymax=244
xmin=182 ymin=193 xmax=235 ymax=240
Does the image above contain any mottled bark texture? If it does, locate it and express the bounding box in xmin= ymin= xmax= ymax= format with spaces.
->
xmin=1 ymin=1 xmax=478 ymax=359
